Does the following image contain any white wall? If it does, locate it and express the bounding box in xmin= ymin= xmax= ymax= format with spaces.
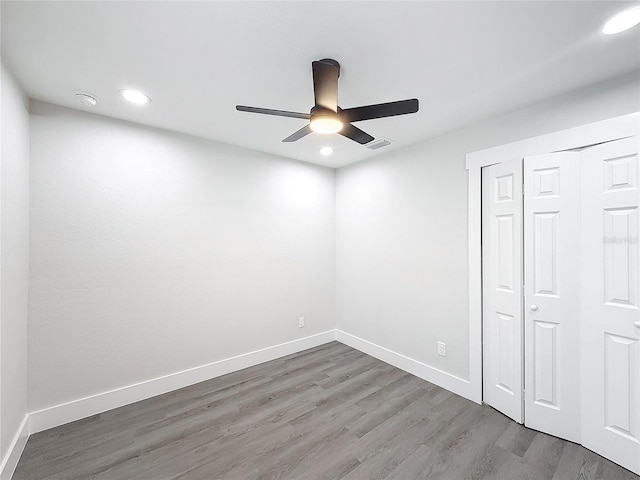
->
xmin=28 ymin=102 xmax=335 ymax=412
xmin=336 ymin=71 xmax=640 ymax=381
xmin=0 ymin=63 xmax=30 ymax=461
xmin=18 ymin=68 xmax=640 ymax=426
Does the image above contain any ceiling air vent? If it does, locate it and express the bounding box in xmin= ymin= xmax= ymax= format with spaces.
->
xmin=366 ymin=138 xmax=392 ymax=150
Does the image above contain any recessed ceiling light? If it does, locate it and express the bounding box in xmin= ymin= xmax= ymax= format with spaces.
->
xmin=75 ymin=92 xmax=98 ymax=107
xmin=118 ymin=89 xmax=151 ymax=105
xmin=319 ymin=146 xmax=334 ymax=156
xmin=602 ymin=6 xmax=640 ymax=35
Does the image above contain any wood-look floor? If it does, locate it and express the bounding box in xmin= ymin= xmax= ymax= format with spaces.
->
xmin=14 ymin=342 xmax=639 ymax=480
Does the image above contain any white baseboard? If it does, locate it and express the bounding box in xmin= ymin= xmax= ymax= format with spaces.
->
xmin=0 ymin=415 xmax=29 ymax=480
xmin=335 ymin=330 xmax=477 ymax=403
xmin=28 ymin=330 xmax=337 ymax=435
xmin=21 ymin=328 xmax=477 ymax=471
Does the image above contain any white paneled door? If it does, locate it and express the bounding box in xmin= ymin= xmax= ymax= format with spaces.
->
xmin=581 ymin=136 xmax=640 ymax=475
xmin=523 ymin=152 xmax=581 ymax=443
xmin=482 ymin=159 xmax=524 ymax=423
xmin=482 ymin=135 xmax=640 ymax=475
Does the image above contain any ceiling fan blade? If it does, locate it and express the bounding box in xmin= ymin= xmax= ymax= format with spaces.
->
xmin=339 ymin=124 xmax=374 ymax=145
xmin=312 ymin=60 xmax=339 ymax=112
xmin=236 ymin=105 xmax=310 ymax=120
xmin=282 ymin=124 xmax=313 ymax=142
xmin=340 ymin=99 xmax=419 ymax=123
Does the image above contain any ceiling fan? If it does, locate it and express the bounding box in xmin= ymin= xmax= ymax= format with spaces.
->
xmin=236 ymin=59 xmax=419 ymax=145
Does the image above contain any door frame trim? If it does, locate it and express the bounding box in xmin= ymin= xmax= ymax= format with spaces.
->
xmin=465 ymin=112 xmax=639 ymax=404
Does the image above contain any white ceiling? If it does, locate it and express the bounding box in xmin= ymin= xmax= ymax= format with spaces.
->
xmin=2 ymin=1 xmax=639 ymax=168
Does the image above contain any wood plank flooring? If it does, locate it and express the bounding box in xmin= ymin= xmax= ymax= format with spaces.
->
xmin=14 ymin=342 xmax=639 ymax=479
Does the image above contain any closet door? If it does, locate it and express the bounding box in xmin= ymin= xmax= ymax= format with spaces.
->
xmin=482 ymin=159 xmax=524 ymax=423
xmin=581 ymin=136 xmax=640 ymax=476
xmin=523 ymin=152 xmax=581 ymax=443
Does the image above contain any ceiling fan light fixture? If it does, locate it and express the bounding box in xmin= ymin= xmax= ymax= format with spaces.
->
xmin=236 ymin=59 xmax=418 ymax=145
xmin=310 ymin=115 xmax=343 ymax=134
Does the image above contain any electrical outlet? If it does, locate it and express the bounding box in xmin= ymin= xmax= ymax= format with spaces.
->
xmin=298 ymin=316 xmax=305 ymax=328
xmin=438 ymin=342 xmax=446 ymax=357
